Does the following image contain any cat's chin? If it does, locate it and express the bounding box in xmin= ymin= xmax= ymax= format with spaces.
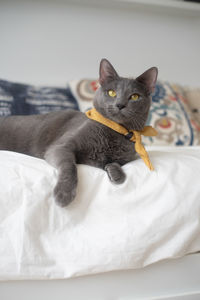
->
xmin=108 ymin=116 xmax=145 ymax=131
xmin=95 ymin=107 xmax=146 ymax=131
xmin=111 ymin=113 xmax=145 ymax=131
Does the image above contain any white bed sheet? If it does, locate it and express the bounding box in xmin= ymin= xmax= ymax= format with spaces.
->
xmin=0 ymin=147 xmax=200 ymax=280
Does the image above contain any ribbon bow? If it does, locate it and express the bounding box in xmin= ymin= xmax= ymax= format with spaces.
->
xmin=86 ymin=108 xmax=157 ymax=170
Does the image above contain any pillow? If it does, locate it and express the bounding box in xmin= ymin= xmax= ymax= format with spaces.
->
xmin=69 ymin=79 xmax=200 ymax=146
xmin=69 ymin=79 xmax=98 ymax=112
xmin=183 ymin=87 xmax=200 ymax=123
xmin=0 ymin=147 xmax=200 ymax=280
xmin=144 ymin=82 xmax=200 ymax=146
xmin=0 ymin=79 xmax=79 ymax=116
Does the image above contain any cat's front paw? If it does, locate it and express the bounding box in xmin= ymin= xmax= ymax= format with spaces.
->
xmin=53 ymin=180 xmax=76 ymax=207
xmin=105 ymin=162 xmax=126 ymax=184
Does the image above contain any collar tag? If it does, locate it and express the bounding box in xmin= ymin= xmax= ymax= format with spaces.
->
xmin=125 ymin=132 xmax=134 ymax=140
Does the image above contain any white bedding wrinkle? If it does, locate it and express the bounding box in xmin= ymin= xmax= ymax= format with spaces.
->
xmin=0 ymin=147 xmax=200 ymax=280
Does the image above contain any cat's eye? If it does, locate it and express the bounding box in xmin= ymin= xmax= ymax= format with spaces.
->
xmin=108 ymin=90 xmax=117 ymax=97
xmin=131 ymin=93 xmax=140 ymax=101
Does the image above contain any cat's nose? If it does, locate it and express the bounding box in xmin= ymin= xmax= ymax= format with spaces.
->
xmin=117 ymin=104 xmax=125 ymax=110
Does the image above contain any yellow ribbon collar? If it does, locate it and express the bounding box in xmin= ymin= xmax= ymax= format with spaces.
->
xmin=85 ymin=108 xmax=157 ymax=171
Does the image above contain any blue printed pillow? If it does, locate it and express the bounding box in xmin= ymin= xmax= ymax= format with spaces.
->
xmin=0 ymin=79 xmax=79 ymax=116
xmin=69 ymin=79 xmax=200 ymax=146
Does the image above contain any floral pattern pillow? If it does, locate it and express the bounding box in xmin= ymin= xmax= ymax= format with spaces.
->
xmin=182 ymin=87 xmax=200 ymax=123
xmin=143 ymin=82 xmax=200 ymax=146
xmin=69 ymin=79 xmax=200 ymax=146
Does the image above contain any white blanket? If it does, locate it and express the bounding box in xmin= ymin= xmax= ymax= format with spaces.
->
xmin=0 ymin=147 xmax=200 ymax=280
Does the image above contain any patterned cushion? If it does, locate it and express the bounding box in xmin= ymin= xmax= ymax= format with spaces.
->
xmin=69 ymin=79 xmax=200 ymax=146
xmin=0 ymin=79 xmax=79 ymax=116
xmin=143 ymin=82 xmax=200 ymax=146
xmin=69 ymin=79 xmax=98 ymax=112
xmin=183 ymin=87 xmax=200 ymax=123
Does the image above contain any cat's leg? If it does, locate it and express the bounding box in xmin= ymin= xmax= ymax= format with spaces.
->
xmin=45 ymin=146 xmax=77 ymax=207
xmin=104 ymin=162 xmax=126 ymax=184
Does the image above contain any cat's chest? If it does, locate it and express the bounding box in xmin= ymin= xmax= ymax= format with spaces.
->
xmin=77 ymin=123 xmax=136 ymax=167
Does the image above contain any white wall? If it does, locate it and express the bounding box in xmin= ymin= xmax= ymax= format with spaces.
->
xmin=0 ymin=0 xmax=200 ymax=86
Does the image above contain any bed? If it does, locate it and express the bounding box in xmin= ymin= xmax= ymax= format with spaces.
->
xmin=1 ymin=0 xmax=200 ymax=299
xmin=0 ymin=148 xmax=200 ymax=299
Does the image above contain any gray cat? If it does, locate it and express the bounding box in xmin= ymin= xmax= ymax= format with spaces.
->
xmin=0 ymin=59 xmax=158 ymax=207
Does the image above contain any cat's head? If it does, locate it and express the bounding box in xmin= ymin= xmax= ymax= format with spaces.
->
xmin=93 ymin=59 xmax=158 ymax=131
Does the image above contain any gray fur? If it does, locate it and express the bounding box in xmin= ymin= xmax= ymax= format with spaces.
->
xmin=0 ymin=59 xmax=158 ymax=207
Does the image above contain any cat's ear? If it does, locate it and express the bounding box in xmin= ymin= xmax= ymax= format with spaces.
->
xmin=99 ymin=59 xmax=119 ymax=86
xmin=136 ymin=67 xmax=158 ymax=93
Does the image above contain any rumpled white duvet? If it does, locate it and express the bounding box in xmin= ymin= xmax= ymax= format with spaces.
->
xmin=0 ymin=147 xmax=200 ymax=280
